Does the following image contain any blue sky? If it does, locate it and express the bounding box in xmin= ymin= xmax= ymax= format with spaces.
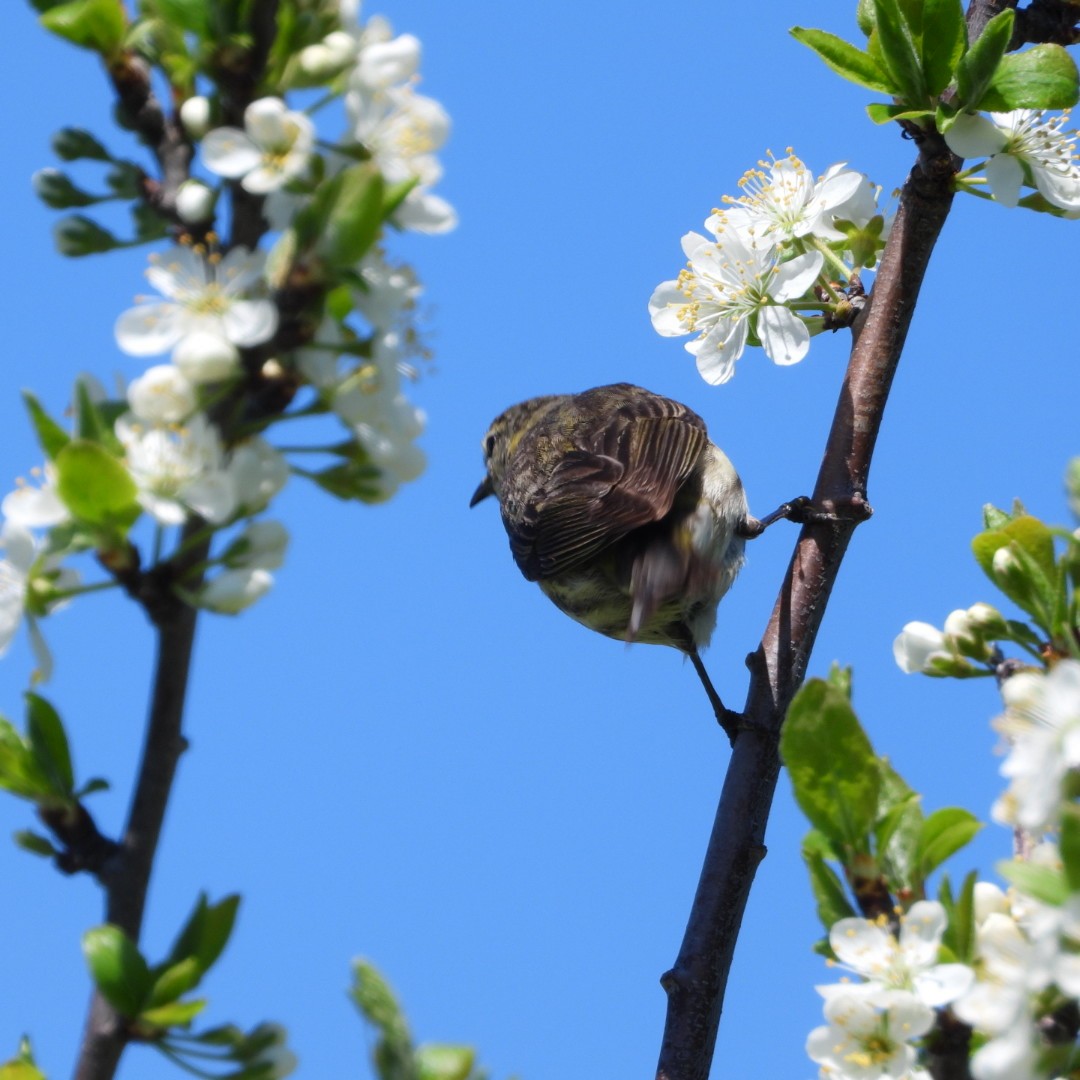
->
xmin=1 ymin=3 xmax=1077 ymax=1079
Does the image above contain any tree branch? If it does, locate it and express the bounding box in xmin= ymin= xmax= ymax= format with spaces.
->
xmin=654 ymin=64 xmax=966 ymax=1080
xmin=74 ymin=528 xmax=210 ymax=1080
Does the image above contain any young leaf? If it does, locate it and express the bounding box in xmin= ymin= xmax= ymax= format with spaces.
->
xmin=52 ymin=127 xmax=111 ymax=162
xmin=871 ymin=0 xmax=928 ymax=104
xmin=781 ymin=677 xmax=880 ymax=858
xmin=955 ymin=8 xmax=1014 ymax=109
xmin=82 ymin=925 xmax=152 ymax=1017
xmin=416 ymin=1043 xmax=477 ymax=1080
xmin=916 ymin=807 xmax=982 ymax=879
xmin=920 ymin=0 xmax=966 ymax=97
xmin=54 ymin=440 xmax=139 ymax=530
xmin=790 ymin=27 xmax=894 ymax=92
xmin=13 ymin=830 xmax=60 ymax=858
xmin=39 ymin=0 xmax=127 ymax=55
xmin=939 ymin=870 xmax=977 ymax=963
xmin=25 ymin=693 xmax=74 ymax=799
xmin=138 ymin=998 xmax=207 ymax=1030
xmin=146 ymin=957 xmax=203 ymax=1008
xmin=166 ymin=893 xmax=241 ymax=975
xmin=804 ymin=848 xmax=857 ymax=937
xmin=1060 ymin=804 xmax=1080 ymax=894
xmin=980 ymin=44 xmax=1080 ymax=111
xmin=996 ymin=859 xmax=1067 ymax=906
xmin=21 ymin=392 xmax=70 ymax=461
xmin=317 ymin=163 xmax=385 ymax=268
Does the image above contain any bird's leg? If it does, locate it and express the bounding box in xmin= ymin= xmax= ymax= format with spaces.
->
xmin=737 ymin=495 xmax=814 ymax=538
xmin=687 ymin=647 xmax=741 ymax=746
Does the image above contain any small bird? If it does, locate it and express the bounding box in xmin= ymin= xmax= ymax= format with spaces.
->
xmin=470 ymin=383 xmax=794 ymax=741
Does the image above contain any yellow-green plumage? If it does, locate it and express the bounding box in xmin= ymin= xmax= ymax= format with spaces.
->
xmin=470 ymin=384 xmax=749 ymax=653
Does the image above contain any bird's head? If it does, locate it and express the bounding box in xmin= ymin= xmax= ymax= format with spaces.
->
xmin=469 ymin=395 xmax=563 ymax=508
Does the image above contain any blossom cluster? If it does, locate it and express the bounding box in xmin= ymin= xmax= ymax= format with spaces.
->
xmin=649 ymin=152 xmax=885 ymax=385
xmin=7 ymin=2 xmax=454 ymax=680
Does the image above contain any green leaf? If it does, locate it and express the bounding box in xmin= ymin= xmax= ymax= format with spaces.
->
xmin=781 ymin=677 xmax=880 ymax=857
xmin=874 ymin=759 xmax=923 ymax=895
xmin=82 ymin=925 xmax=152 ymax=1017
xmin=147 ymin=957 xmax=203 ymax=1008
xmin=871 ymin=0 xmax=928 ymax=104
xmin=790 ymin=27 xmax=894 ymax=92
xmin=150 ymin=0 xmax=210 ymax=35
xmin=54 ymin=440 xmax=139 ymax=531
xmin=939 ymin=870 xmax=977 ymax=963
xmin=39 ymin=0 xmax=127 ymax=55
xmin=980 ymin=44 xmax=1080 ymax=111
xmin=13 ymin=830 xmax=60 ymax=857
xmin=75 ymin=777 xmax=110 ymax=799
xmin=996 ymin=859 xmax=1068 ymax=906
xmin=351 ymin=960 xmax=414 ymax=1070
xmin=416 ymin=1044 xmax=477 ymax=1080
xmin=22 ymin=392 xmax=70 ymax=460
xmin=866 ymin=102 xmax=934 ymax=125
xmin=955 ymin=8 xmax=1014 ymax=109
xmin=972 ymin=515 xmax=1058 ymax=621
xmin=138 ymin=998 xmax=207 ymax=1030
xmin=0 ymin=1036 xmax=46 ymax=1080
xmin=1060 ymin=804 xmax=1080 ymax=893
xmin=297 ymin=459 xmax=387 ymax=504
xmin=318 ymin=162 xmax=386 ymax=268
xmin=166 ymin=893 xmax=241 ymax=975
xmin=0 ymin=719 xmax=51 ymax=801
xmin=383 ymin=176 xmax=420 ymax=219
xmin=803 ymin=848 xmax=857 ymax=939
xmin=920 ymin=0 xmax=966 ymax=96
xmin=25 ymin=693 xmax=74 ymax=799
xmin=916 ymin=807 xmax=982 ymax=879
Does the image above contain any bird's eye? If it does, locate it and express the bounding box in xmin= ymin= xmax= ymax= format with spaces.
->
xmin=484 ymin=434 xmax=497 ymax=458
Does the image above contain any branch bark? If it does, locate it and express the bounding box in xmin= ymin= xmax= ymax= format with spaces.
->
xmin=653 ymin=64 xmax=970 ymax=1080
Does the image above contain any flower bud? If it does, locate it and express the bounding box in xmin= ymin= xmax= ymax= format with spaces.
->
xmin=966 ymin=602 xmax=1008 ymax=642
xmin=51 ymin=127 xmax=110 ymax=162
xmin=179 ymin=96 xmax=212 ymax=140
xmin=175 ymin=179 xmax=216 ymax=224
xmin=224 ymin=520 xmax=289 ymax=570
xmin=893 ymin=621 xmax=948 ymax=674
xmin=32 ymin=168 xmax=93 ymax=209
xmin=53 ymin=215 xmax=117 ymax=257
xmin=298 ymin=31 xmax=356 ymax=79
xmin=172 ymin=331 xmax=240 ymax=383
xmin=355 ymin=33 xmax=421 ymax=88
xmin=197 ymin=568 xmax=273 ymax=613
xmin=992 ymin=546 xmax=1020 ymax=578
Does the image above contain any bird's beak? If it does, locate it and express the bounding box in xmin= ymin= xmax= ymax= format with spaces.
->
xmin=469 ymin=475 xmax=494 ymax=508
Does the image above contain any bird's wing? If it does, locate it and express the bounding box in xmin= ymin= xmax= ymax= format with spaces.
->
xmin=507 ymin=390 xmax=708 ymax=581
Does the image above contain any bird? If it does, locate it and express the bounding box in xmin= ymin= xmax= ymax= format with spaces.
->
xmin=469 ymin=383 xmax=797 ymax=742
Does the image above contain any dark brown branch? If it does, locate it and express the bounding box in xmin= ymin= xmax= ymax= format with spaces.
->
xmin=74 ymin=527 xmax=210 ymax=1080
xmin=1013 ymin=0 xmax=1080 ymax=47
xmin=653 ymin=23 xmax=980 ymax=1080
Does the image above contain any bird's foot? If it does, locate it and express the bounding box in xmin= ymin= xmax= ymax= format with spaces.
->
xmin=739 ymin=494 xmax=873 ymax=537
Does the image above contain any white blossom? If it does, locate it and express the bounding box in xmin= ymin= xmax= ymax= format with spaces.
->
xmin=649 ymin=229 xmax=822 ymax=384
xmin=116 ymin=412 xmax=237 ymax=526
xmin=806 ymin=987 xmax=933 ymax=1080
xmin=945 ymin=109 xmax=1080 ymax=210
xmin=991 ymin=661 xmax=1080 ymax=833
xmin=828 ymin=901 xmax=974 ymax=1009
xmin=706 ymin=154 xmax=868 ymax=252
xmin=126 ymin=364 xmax=197 ymax=424
xmin=228 ymin=437 xmax=289 ymax=515
xmin=202 ymin=98 xmax=315 ymax=195
xmin=115 ymin=245 xmax=277 ymax=361
xmin=2 ymin=466 xmax=70 ymax=529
